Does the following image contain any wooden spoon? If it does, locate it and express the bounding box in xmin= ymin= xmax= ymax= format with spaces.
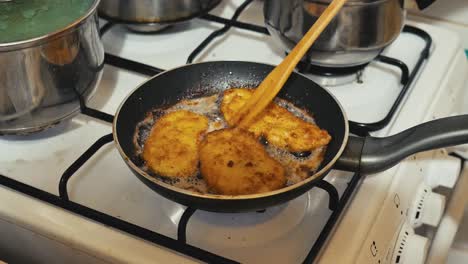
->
xmin=198 ymin=0 xmax=347 ymax=195
xmin=233 ymin=0 xmax=347 ymax=129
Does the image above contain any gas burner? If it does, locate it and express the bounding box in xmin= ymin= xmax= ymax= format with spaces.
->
xmin=183 ymin=193 xmax=311 ymax=248
xmin=98 ymin=16 xmax=175 ymax=34
xmin=125 ymin=23 xmax=173 ymax=33
xmin=305 ymin=72 xmax=362 ymax=87
xmin=295 ymin=60 xmax=368 ymax=86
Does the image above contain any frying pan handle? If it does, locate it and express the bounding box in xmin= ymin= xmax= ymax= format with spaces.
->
xmin=335 ymin=115 xmax=468 ymax=174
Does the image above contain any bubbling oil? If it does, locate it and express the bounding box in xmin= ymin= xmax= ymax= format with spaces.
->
xmin=134 ymin=90 xmax=327 ymax=194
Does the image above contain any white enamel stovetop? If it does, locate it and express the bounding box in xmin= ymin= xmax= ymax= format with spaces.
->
xmin=1 ymin=1 xmax=468 ymax=263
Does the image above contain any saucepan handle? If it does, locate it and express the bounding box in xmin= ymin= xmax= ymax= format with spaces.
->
xmin=335 ymin=115 xmax=468 ymax=174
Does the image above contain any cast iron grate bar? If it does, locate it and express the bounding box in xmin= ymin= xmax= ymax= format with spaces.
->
xmin=59 ymin=134 xmax=114 ymax=201
xmin=100 ymin=21 xmax=115 ymax=37
xmin=0 ymin=174 xmax=239 ymax=264
xmin=303 ymin=172 xmax=363 ymax=264
xmin=449 ymin=152 xmax=468 ymax=163
xmin=348 ymin=25 xmax=432 ymax=136
xmin=314 ymin=180 xmax=340 ymax=211
xmin=375 ymin=56 xmax=410 ymax=85
xmin=104 ymin=53 xmax=165 ymax=76
xmin=187 ymin=0 xmax=255 ymax=64
xmin=200 ymin=14 xmax=270 ymax=35
xmin=80 ymin=106 xmax=114 ymax=123
xmin=78 ymin=95 xmax=114 ymax=124
xmin=178 ymin=207 xmax=197 ymax=243
xmin=71 ymin=61 xmax=113 ymax=124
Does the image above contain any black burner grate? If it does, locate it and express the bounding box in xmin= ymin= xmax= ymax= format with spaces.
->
xmin=349 ymin=26 xmax=432 ymax=136
xmin=187 ymin=0 xmax=256 ymax=64
xmin=104 ymin=52 xmax=164 ymax=76
xmin=0 ymin=1 xmax=432 ymax=263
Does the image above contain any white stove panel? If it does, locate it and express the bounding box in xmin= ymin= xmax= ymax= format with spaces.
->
xmin=319 ymin=22 xmax=468 ymax=264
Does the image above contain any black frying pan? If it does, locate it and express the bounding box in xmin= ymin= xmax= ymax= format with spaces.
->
xmin=113 ymin=61 xmax=468 ymax=212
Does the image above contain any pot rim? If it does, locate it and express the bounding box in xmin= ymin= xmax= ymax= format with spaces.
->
xmin=0 ymin=0 xmax=101 ymax=52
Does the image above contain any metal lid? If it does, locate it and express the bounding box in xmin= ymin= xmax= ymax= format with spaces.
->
xmin=0 ymin=0 xmax=97 ymax=49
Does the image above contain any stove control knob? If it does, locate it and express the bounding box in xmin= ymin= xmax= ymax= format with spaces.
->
xmin=424 ymin=151 xmax=461 ymax=189
xmin=421 ymin=192 xmax=445 ymax=227
xmin=399 ymin=234 xmax=429 ymax=264
xmin=409 ymin=183 xmax=445 ymax=228
xmin=392 ymin=223 xmax=429 ymax=264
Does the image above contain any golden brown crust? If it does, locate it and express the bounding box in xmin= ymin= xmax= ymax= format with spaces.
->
xmin=143 ymin=110 xmax=209 ymax=178
xmin=199 ymin=128 xmax=286 ymax=195
xmin=221 ymin=88 xmax=332 ymax=152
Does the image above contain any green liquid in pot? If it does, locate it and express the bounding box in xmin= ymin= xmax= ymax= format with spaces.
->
xmin=0 ymin=0 xmax=94 ymax=43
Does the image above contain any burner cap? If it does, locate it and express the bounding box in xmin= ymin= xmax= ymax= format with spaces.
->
xmin=125 ymin=23 xmax=172 ymax=33
xmin=285 ymin=53 xmax=368 ymax=86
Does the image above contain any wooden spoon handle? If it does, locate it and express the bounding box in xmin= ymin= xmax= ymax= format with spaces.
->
xmin=235 ymin=0 xmax=347 ymax=128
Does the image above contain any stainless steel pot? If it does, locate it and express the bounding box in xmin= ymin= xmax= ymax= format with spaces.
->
xmin=98 ymin=0 xmax=222 ymax=32
xmin=0 ymin=0 xmax=104 ymax=135
xmin=264 ymin=0 xmax=406 ymax=68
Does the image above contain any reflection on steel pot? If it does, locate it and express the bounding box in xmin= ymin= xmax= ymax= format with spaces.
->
xmin=0 ymin=0 xmax=104 ymax=135
xmin=264 ymin=0 xmax=406 ymax=68
xmin=98 ymin=0 xmax=222 ymax=32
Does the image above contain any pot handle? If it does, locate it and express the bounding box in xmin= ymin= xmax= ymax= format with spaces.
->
xmin=413 ymin=0 xmax=436 ymax=10
xmin=335 ymin=115 xmax=468 ymax=174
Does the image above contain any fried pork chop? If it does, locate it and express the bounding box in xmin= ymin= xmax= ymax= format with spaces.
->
xmin=143 ymin=110 xmax=209 ymax=178
xmin=199 ymin=128 xmax=286 ymax=195
xmin=221 ymin=88 xmax=331 ymax=152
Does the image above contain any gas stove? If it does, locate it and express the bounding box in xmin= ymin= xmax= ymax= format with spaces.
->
xmin=1 ymin=1 xmax=468 ymax=264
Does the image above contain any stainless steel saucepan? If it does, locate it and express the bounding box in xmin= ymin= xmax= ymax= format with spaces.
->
xmin=0 ymin=0 xmax=104 ymax=135
xmin=264 ymin=0 xmax=436 ymax=68
xmin=98 ymin=0 xmax=222 ymax=32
